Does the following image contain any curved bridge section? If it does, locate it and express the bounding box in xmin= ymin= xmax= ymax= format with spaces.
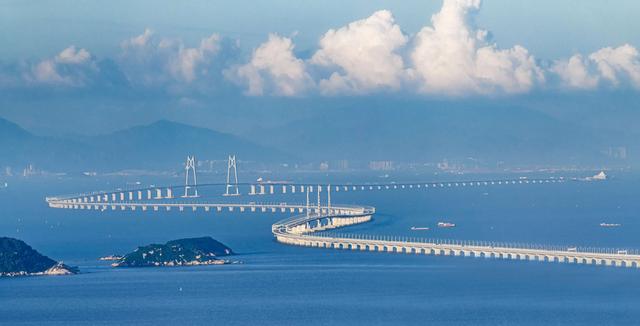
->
xmin=45 ymin=176 xmax=640 ymax=269
xmin=273 ymin=209 xmax=640 ymax=268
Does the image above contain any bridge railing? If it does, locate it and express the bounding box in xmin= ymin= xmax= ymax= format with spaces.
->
xmin=47 ymin=177 xmax=570 ymax=201
xmin=312 ymin=232 xmax=640 ymax=256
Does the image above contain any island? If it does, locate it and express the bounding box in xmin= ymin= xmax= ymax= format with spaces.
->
xmin=111 ymin=236 xmax=236 ymax=267
xmin=1 ymin=237 xmax=78 ymax=277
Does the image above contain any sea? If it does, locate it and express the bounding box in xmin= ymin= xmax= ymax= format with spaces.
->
xmin=1 ymin=170 xmax=640 ymax=325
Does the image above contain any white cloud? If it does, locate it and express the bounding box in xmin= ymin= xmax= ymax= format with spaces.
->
xmin=310 ymin=10 xmax=408 ymax=94
xmin=409 ymin=0 xmax=543 ymax=95
xmin=25 ymin=46 xmax=96 ymax=86
xmin=590 ymin=44 xmax=640 ymax=88
xmin=552 ymin=55 xmax=599 ymax=90
xmin=552 ymin=44 xmax=640 ymax=90
xmin=56 ymin=46 xmax=92 ymax=65
xmin=168 ymin=34 xmax=220 ymax=83
xmin=225 ymin=34 xmax=312 ymax=96
xmin=119 ymin=29 xmax=221 ymax=86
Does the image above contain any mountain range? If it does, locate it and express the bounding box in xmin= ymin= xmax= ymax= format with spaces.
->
xmin=0 ymin=118 xmax=280 ymax=171
xmin=0 ymin=102 xmax=635 ymax=172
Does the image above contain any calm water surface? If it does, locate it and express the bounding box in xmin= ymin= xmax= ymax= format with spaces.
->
xmin=1 ymin=171 xmax=639 ymax=325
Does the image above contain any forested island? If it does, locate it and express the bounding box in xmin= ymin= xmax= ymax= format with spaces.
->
xmin=111 ymin=236 xmax=236 ymax=267
xmin=0 ymin=237 xmax=78 ymax=277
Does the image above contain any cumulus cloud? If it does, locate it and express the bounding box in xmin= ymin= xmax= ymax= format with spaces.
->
xmin=310 ymin=10 xmax=408 ymax=94
xmin=552 ymin=44 xmax=640 ymax=90
xmin=56 ymin=46 xmax=92 ymax=65
xmin=25 ymin=46 xmax=97 ymax=86
xmin=409 ymin=0 xmax=543 ymax=95
xmin=4 ymin=1 xmax=640 ymax=97
xmin=170 ymin=34 xmax=221 ymax=82
xmin=551 ymin=54 xmax=599 ymax=90
xmin=225 ymin=34 xmax=312 ymax=96
xmin=119 ymin=29 xmax=222 ymax=87
xmin=590 ymin=44 xmax=640 ymax=88
xmin=233 ymin=0 xmax=545 ymax=96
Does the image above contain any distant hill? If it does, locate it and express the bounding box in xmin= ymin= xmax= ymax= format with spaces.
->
xmin=0 ymin=118 xmax=283 ymax=171
xmin=84 ymin=120 xmax=284 ymax=170
xmin=0 ymin=237 xmax=77 ymax=277
xmin=245 ymin=103 xmax=632 ymax=165
xmin=0 ymin=118 xmax=94 ymax=170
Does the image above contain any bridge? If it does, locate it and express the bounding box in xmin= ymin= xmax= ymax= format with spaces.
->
xmin=45 ymin=155 xmax=640 ymax=269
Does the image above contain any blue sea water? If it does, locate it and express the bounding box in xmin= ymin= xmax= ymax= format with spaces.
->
xmin=1 ymin=171 xmax=640 ymax=325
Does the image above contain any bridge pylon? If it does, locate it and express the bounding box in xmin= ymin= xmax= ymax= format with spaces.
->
xmin=317 ymin=185 xmax=321 ymax=214
xmin=183 ymin=156 xmax=199 ymax=198
xmin=224 ymin=155 xmax=240 ymax=196
xmin=306 ymin=185 xmax=310 ymax=217
xmin=327 ymin=185 xmax=331 ymax=212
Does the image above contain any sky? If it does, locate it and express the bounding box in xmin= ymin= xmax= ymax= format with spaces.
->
xmin=1 ymin=0 xmax=639 ymax=135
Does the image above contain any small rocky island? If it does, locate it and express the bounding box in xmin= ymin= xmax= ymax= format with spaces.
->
xmin=1 ymin=237 xmax=78 ymax=277
xmin=111 ymin=236 xmax=236 ymax=267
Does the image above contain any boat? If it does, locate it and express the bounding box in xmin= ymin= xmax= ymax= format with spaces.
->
xmin=437 ymin=222 xmax=456 ymax=228
xmin=410 ymin=227 xmax=430 ymax=231
xmin=600 ymin=222 xmax=621 ymax=228
xmin=256 ymin=177 xmax=291 ymax=184
xmin=584 ymin=171 xmax=607 ymax=181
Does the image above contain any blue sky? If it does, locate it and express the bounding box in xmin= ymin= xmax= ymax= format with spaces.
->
xmin=2 ymin=0 xmax=639 ymax=61
xmin=1 ymin=0 xmax=639 ymax=135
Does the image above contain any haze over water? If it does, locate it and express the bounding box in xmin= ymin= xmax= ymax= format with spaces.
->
xmin=2 ymin=171 xmax=639 ymax=325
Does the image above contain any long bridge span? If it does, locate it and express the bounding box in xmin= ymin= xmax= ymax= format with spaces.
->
xmin=45 ymin=156 xmax=640 ymax=269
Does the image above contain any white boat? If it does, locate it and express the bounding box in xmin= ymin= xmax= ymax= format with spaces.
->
xmin=437 ymin=222 xmax=456 ymax=228
xmin=410 ymin=227 xmax=430 ymax=231
xmin=600 ymin=222 xmax=621 ymax=227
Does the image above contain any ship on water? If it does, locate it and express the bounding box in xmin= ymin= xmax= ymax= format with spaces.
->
xmin=437 ymin=222 xmax=456 ymax=228
xmin=410 ymin=227 xmax=430 ymax=231
xmin=600 ymin=222 xmax=621 ymax=228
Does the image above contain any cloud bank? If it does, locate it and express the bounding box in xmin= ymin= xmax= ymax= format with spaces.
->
xmin=119 ymin=29 xmax=222 ymax=87
xmin=409 ymin=0 xmax=543 ymax=95
xmin=310 ymin=10 xmax=408 ymax=95
xmin=24 ymin=46 xmax=97 ymax=87
xmin=225 ymin=34 xmax=313 ymax=96
xmin=2 ymin=0 xmax=639 ymax=98
xmin=553 ymin=44 xmax=640 ymax=90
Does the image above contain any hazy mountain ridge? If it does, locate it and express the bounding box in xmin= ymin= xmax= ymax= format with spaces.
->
xmin=0 ymin=118 xmax=281 ymax=171
xmin=0 ymin=102 xmax=635 ymax=172
xmin=245 ymin=104 xmax=634 ymax=165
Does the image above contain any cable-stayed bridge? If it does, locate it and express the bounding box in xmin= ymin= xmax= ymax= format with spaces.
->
xmin=45 ymin=155 xmax=640 ymax=269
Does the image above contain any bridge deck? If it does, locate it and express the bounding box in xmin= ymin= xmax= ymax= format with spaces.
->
xmin=45 ymin=177 xmax=639 ymax=269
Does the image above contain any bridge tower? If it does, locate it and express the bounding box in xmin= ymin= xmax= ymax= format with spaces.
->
xmin=327 ymin=185 xmax=331 ymax=213
xmin=183 ymin=156 xmax=199 ymax=198
xmin=306 ymin=186 xmax=310 ymax=217
xmin=317 ymin=185 xmax=321 ymax=214
xmin=224 ymin=155 xmax=240 ymax=196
